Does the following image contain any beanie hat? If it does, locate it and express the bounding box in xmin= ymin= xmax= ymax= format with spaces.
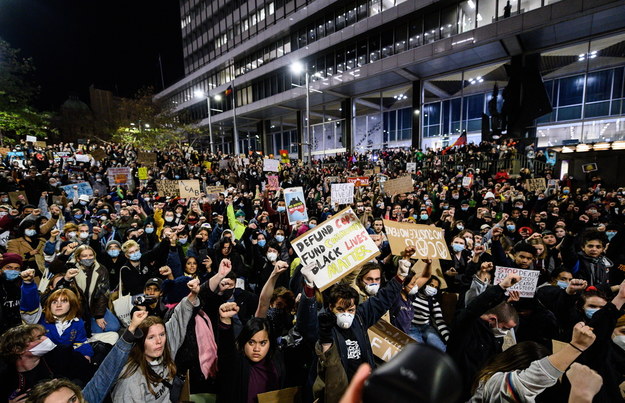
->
xmin=235 ymin=209 xmax=246 ymax=217
xmin=106 ymin=240 xmax=122 ymax=250
xmin=1 ymin=253 xmax=23 ymax=269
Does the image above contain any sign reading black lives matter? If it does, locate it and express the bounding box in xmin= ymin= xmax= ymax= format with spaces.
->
xmin=292 ymin=207 xmax=380 ymax=290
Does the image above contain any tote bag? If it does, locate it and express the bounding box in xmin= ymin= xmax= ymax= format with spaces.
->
xmin=111 ymin=268 xmax=133 ymax=327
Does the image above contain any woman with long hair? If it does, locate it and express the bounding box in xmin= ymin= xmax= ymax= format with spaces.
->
xmin=471 ymin=322 xmax=596 ymax=402
xmin=112 ymin=278 xmax=200 ymax=402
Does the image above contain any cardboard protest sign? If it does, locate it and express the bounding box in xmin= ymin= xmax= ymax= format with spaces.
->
xmin=61 ymin=182 xmax=93 ymax=198
xmin=525 ymin=178 xmax=546 ymax=192
xmin=347 ymin=177 xmax=370 ymax=187
xmin=179 ymin=180 xmax=201 ymax=199
xmin=384 ymin=176 xmax=413 ymax=195
xmin=257 ymin=387 xmax=301 ymax=403
xmin=367 ymin=319 xmax=415 ymax=362
xmin=284 ymin=187 xmax=308 ymax=224
xmin=331 ymin=183 xmax=354 ymax=205
xmin=374 ymin=166 xmax=381 ymax=174
xmin=205 ymin=185 xmax=225 ymax=195
xmin=156 ymin=180 xmax=180 ymax=197
xmin=493 ymin=266 xmax=540 ymax=298
xmin=107 ymin=167 xmax=132 ymax=185
xmin=90 ymin=148 xmax=106 ymax=161
xmin=411 ymin=258 xmax=448 ymax=289
xmin=137 ymin=151 xmax=157 ymax=165
xmin=138 ymin=167 xmax=148 ymax=180
xmin=267 ymin=175 xmax=279 ymax=190
xmin=292 ymin=208 xmax=380 ymax=291
xmin=8 ymin=191 xmax=28 ymax=206
xmin=52 ymin=195 xmax=66 ymax=206
xmin=35 ymin=141 xmax=47 ymax=148
xmin=263 ymin=159 xmax=280 ymax=172
xmin=406 ymin=162 xmax=417 ymax=173
xmin=75 ymin=154 xmax=90 ymax=163
xmin=219 ymin=160 xmax=230 ymax=170
xmin=364 ymin=169 xmax=374 ymax=176
xmin=383 ymin=220 xmax=450 ymax=260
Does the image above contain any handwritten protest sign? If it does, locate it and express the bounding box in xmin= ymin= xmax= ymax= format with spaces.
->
xmin=493 ymin=266 xmax=540 ymax=298
xmin=364 ymin=169 xmax=374 ymax=176
xmin=284 ymin=187 xmax=308 ymax=224
xmin=0 ymin=231 xmax=9 ymax=248
xmin=292 ymin=208 xmax=380 ymax=291
xmin=179 ymin=180 xmax=201 ymax=199
xmin=406 ymin=162 xmax=417 ymax=173
xmin=267 ymin=175 xmax=279 ymax=190
xmin=411 ymin=258 xmax=448 ymax=289
xmin=326 ymin=176 xmax=340 ymax=184
xmin=138 ymin=167 xmax=148 ymax=180
xmin=61 ymin=182 xmax=93 ymax=198
xmin=91 ymin=148 xmax=106 ymax=161
xmin=462 ymin=176 xmax=473 ymax=188
xmin=35 ymin=141 xmax=47 ymax=149
xmin=205 ymin=185 xmax=225 ymax=195
xmin=156 ymin=180 xmax=180 ymax=197
xmin=107 ymin=167 xmax=132 ymax=185
xmin=347 ymin=177 xmax=370 ymax=187
xmin=26 ymin=135 xmax=37 ymax=143
xmin=8 ymin=191 xmax=28 ymax=206
xmin=383 ymin=220 xmax=450 ymax=260
xmin=218 ymin=160 xmax=229 ymax=170
xmin=384 ymin=176 xmax=413 ymax=195
xmin=257 ymin=387 xmax=301 ymax=403
xmin=137 ymin=151 xmax=157 ymax=165
xmin=367 ymin=320 xmax=415 ymax=362
xmin=331 ymin=183 xmax=354 ymax=205
xmin=525 ymin=178 xmax=546 ymax=192
xmin=263 ymin=159 xmax=280 ymax=172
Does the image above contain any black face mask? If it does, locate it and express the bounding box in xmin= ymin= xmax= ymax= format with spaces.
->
xmin=220 ymin=288 xmax=234 ymax=300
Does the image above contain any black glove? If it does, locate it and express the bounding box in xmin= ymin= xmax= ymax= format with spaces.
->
xmin=318 ymin=311 xmax=335 ymax=345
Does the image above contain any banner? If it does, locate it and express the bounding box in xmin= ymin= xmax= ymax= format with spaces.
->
xmin=179 ymin=180 xmax=201 ymax=199
xmin=493 ymin=266 xmax=540 ymax=298
xmin=138 ymin=167 xmax=148 ymax=180
xmin=61 ymin=182 xmax=93 ymax=198
xmin=267 ymin=175 xmax=279 ymax=190
xmin=347 ymin=177 xmax=370 ymax=187
xmin=263 ymin=159 xmax=280 ymax=172
xmin=367 ymin=319 xmax=415 ymax=362
xmin=284 ymin=187 xmax=308 ymax=224
xmin=525 ymin=178 xmax=546 ymax=192
xmin=107 ymin=167 xmax=132 ymax=185
xmin=406 ymin=162 xmax=417 ymax=173
xmin=156 ymin=180 xmax=180 ymax=197
xmin=331 ymin=183 xmax=354 ymax=205
xmin=383 ymin=220 xmax=450 ymax=260
xmin=384 ymin=176 xmax=413 ymax=195
xmin=137 ymin=151 xmax=157 ymax=165
xmin=91 ymin=148 xmax=106 ymax=161
xmin=292 ymin=208 xmax=380 ymax=291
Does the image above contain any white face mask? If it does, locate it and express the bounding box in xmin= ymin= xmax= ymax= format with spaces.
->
xmin=491 ymin=318 xmax=509 ymax=338
xmin=613 ymin=335 xmax=625 ymax=351
xmin=29 ymin=337 xmax=57 ymax=356
xmin=336 ymin=312 xmax=355 ymax=329
xmin=364 ymin=283 xmax=380 ymax=296
xmin=424 ymin=285 xmax=438 ymax=297
xmin=408 ymin=285 xmax=419 ymax=296
xmin=266 ymin=252 xmax=278 ymax=262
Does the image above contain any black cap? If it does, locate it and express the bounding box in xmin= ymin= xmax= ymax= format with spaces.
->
xmin=144 ymin=278 xmax=163 ymax=289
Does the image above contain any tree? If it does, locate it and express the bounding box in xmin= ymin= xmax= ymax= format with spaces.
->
xmin=111 ymin=87 xmax=203 ymax=149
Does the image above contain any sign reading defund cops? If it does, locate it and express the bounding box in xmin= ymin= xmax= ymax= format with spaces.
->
xmin=383 ymin=220 xmax=451 ymax=260
xmin=292 ymin=207 xmax=380 ymax=291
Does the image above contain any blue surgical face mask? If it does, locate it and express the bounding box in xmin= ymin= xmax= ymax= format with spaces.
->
xmin=258 ymin=239 xmax=266 ymax=247
xmin=107 ymin=249 xmax=120 ymax=258
xmin=606 ymin=231 xmax=617 ymax=241
xmin=80 ymin=201 xmax=88 ymax=206
xmin=3 ymin=269 xmax=20 ymax=281
xmin=461 ymin=207 xmax=469 ymax=211
xmin=129 ymin=251 xmax=142 ymax=261
xmin=420 ymin=214 xmax=429 ymax=221
xmin=275 ymin=235 xmax=285 ymax=243
xmin=506 ymin=224 xmax=516 ymax=232
xmin=563 ymin=189 xmax=570 ymax=194
xmin=24 ymin=229 xmax=37 ymax=237
xmin=178 ymin=238 xmax=187 ymax=245
xmin=277 ymin=206 xmax=286 ymax=213
xmin=452 ymin=243 xmax=465 ymax=252
xmin=556 ymin=280 xmax=569 ymax=289
xmin=309 ymin=223 xmax=316 ymax=229
xmin=74 ymin=214 xmax=83 ymax=220
xmin=145 ymin=227 xmax=154 ymax=234
xmin=585 ymin=308 xmax=599 ymax=319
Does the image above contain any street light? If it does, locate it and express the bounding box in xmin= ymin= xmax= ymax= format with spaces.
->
xmin=195 ymin=90 xmax=215 ymax=153
xmin=290 ymin=61 xmax=311 ymax=164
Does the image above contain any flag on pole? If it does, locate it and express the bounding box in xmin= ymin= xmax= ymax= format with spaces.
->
xmin=224 ymin=85 xmax=233 ymax=96
xmin=442 ymin=131 xmax=467 ymax=155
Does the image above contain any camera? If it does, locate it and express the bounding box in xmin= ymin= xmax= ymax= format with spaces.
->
xmin=133 ymin=294 xmax=157 ymax=307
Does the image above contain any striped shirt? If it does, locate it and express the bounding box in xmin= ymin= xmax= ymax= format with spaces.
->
xmin=411 ymin=294 xmax=451 ymax=341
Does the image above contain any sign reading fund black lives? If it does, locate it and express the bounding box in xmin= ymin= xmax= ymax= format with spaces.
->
xmin=292 ymin=207 xmax=380 ymax=290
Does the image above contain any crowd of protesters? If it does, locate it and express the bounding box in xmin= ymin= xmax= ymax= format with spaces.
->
xmin=0 ymin=138 xmax=622 ymax=403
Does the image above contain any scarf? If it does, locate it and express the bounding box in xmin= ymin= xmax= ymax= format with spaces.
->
xmin=195 ymin=309 xmax=218 ymax=378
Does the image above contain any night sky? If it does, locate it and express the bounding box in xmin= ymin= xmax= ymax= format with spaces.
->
xmin=0 ymin=0 xmax=184 ymax=111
